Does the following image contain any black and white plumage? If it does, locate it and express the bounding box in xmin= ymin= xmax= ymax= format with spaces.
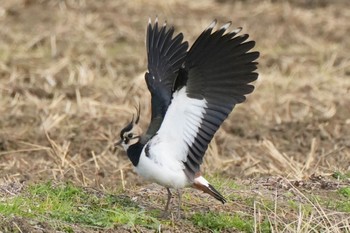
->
xmin=116 ymin=18 xmax=259 ymax=215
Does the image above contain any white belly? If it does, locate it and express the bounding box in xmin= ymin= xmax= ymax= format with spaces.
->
xmin=135 ymin=151 xmax=190 ymax=189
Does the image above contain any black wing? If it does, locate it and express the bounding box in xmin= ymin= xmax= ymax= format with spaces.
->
xmin=144 ymin=18 xmax=189 ymax=138
xmin=173 ymin=20 xmax=260 ymax=178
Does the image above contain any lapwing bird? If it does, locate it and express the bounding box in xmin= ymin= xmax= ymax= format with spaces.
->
xmin=116 ymin=18 xmax=259 ymax=216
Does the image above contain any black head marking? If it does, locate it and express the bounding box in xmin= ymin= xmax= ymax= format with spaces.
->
xmin=120 ymin=118 xmax=134 ymax=139
xmin=118 ymin=108 xmax=143 ymax=146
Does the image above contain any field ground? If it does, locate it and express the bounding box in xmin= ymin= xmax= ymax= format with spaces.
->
xmin=0 ymin=0 xmax=349 ymax=232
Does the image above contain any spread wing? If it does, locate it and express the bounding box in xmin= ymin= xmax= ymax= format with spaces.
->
xmin=144 ymin=18 xmax=189 ymax=138
xmin=148 ymin=20 xmax=259 ymax=179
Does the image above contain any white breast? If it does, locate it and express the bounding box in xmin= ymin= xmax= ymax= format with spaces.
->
xmin=134 ymin=140 xmax=190 ymax=189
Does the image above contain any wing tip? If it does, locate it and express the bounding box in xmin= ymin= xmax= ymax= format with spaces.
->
xmin=220 ymin=21 xmax=232 ymax=31
xmin=231 ymin=26 xmax=242 ymax=34
xmin=207 ymin=19 xmax=217 ymax=31
xmin=148 ymin=16 xmax=160 ymax=29
xmin=207 ymin=20 xmax=244 ymax=36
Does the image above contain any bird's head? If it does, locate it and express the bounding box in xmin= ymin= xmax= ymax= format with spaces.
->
xmin=115 ymin=107 xmax=142 ymax=151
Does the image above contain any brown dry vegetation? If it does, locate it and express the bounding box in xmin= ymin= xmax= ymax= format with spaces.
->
xmin=0 ymin=0 xmax=350 ymax=232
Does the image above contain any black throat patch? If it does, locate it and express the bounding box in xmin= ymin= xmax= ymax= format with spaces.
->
xmin=127 ymin=142 xmax=145 ymax=166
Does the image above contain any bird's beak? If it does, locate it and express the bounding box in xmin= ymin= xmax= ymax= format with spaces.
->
xmin=114 ymin=139 xmax=123 ymax=147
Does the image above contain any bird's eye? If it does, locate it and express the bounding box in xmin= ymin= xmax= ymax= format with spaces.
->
xmin=128 ymin=133 xmax=133 ymax=138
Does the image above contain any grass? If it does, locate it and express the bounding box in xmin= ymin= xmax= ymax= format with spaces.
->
xmin=333 ymin=171 xmax=350 ymax=181
xmin=338 ymin=187 xmax=350 ymax=198
xmin=1 ymin=177 xmax=350 ymax=232
xmin=191 ymin=212 xmax=261 ymax=232
xmin=0 ymin=182 xmax=162 ymax=231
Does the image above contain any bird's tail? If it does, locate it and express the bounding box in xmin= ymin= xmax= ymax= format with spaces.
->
xmin=193 ymin=176 xmax=226 ymax=204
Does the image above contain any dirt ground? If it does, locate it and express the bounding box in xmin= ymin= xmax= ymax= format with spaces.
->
xmin=0 ymin=0 xmax=349 ymax=231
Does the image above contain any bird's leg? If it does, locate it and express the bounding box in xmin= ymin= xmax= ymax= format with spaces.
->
xmin=176 ymin=189 xmax=182 ymax=218
xmin=163 ymin=188 xmax=172 ymax=215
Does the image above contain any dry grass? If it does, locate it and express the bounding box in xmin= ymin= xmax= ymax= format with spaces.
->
xmin=0 ymin=0 xmax=350 ymax=231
